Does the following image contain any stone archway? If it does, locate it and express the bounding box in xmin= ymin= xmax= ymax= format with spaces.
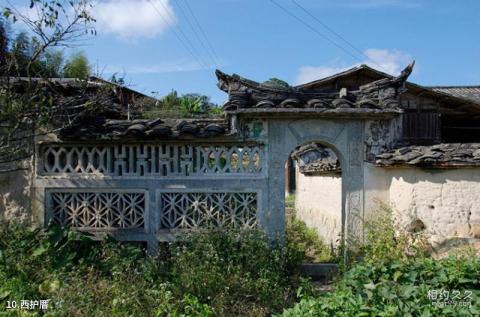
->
xmin=262 ymin=118 xmax=365 ymax=245
xmin=216 ymin=64 xmax=414 ymax=246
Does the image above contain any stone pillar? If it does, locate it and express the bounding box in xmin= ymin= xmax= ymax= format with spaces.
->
xmin=344 ymin=121 xmax=365 ymax=245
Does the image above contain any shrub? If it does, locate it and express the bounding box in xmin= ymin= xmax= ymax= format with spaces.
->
xmin=277 ymin=204 xmax=480 ymax=317
xmin=277 ymin=254 xmax=480 ymax=317
xmin=169 ymin=229 xmax=311 ymax=316
xmin=0 ymin=223 xmax=311 ymax=317
xmin=286 ymin=217 xmax=332 ymax=263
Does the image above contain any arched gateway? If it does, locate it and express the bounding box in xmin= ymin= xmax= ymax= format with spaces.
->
xmin=33 ymin=63 xmax=414 ymax=251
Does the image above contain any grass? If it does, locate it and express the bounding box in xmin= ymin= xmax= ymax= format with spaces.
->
xmin=0 ymin=223 xmax=316 ymax=317
xmin=1 ymin=203 xmax=478 ymax=316
xmin=277 ymin=204 xmax=480 ymax=317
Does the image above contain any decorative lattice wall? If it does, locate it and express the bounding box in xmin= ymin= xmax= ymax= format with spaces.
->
xmin=39 ymin=144 xmax=263 ymax=176
xmin=47 ymin=190 xmax=146 ymax=230
xmin=37 ymin=142 xmax=266 ymax=247
xmin=159 ymin=192 xmax=257 ymax=229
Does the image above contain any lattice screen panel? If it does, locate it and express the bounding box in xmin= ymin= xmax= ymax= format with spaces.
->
xmin=159 ymin=192 xmax=258 ymax=229
xmin=48 ymin=191 xmax=146 ymax=230
xmin=40 ymin=144 xmax=263 ymax=176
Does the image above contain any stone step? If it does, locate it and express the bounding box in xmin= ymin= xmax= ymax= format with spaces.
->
xmin=300 ymin=263 xmax=338 ymax=282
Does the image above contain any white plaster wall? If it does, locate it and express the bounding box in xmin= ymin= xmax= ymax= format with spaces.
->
xmin=363 ymin=164 xmax=390 ymax=219
xmin=298 ymin=164 xmax=480 ymax=252
xmin=387 ymin=168 xmax=480 ymax=242
xmin=295 ymin=168 xmax=342 ymax=246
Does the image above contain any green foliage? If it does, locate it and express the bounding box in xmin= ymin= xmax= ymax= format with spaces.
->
xmin=286 ymin=216 xmax=332 ymax=263
xmin=140 ymin=90 xmax=223 ymax=119
xmin=277 ymin=204 xmax=480 ymax=317
xmin=169 ymin=229 xmax=315 ymax=316
xmin=43 ymin=49 xmax=64 ymax=77
xmin=179 ymin=94 xmax=204 ymax=116
xmin=262 ymin=78 xmax=290 ymax=89
xmin=2 ymin=0 xmax=94 ymax=78
xmin=277 ymin=255 xmax=480 ymax=317
xmin=0 ymin=223 xmax=309 ymax=317
xmin=63 ymin=52 xmax=90 ymax=79
xmin=3 ymin=204 xmax=476 ymax=317
xmin=2 ymin=31 xmax=92 ymax=78
xmin=0 ymin=19 xmax=10 ymax=76
xmin=350 ymin=202 xmax=430 ymax=267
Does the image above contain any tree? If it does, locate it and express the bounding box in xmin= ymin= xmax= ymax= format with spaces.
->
xmin=3 ymin=29 xmax=66 ymax=77
xmin=3 ymin=0 xmax=95 ymax=77
xmin=0 ymin=0 xmax=96 ymax=171
xmin=9 ymin=32 xmax=31 ymax=76
xmin=0 ymin=19 xmax=9 ymax=75
xmin=262 ymin=78 xmax=290 ymax=89
xmin=63 ymin=52 xmax=90 ymax=79
xmin=43 ymin=49 xmax=64 ymax=78
xmin=139 ymin=90 xmax=222 ymax=119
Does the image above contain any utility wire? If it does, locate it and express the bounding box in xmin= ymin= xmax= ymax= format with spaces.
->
xmin=291 ymin=0 xmax=364 ymax=58
xmin=290 ymin=0 xmax=390 ymax=73
xmin=181 ymin=0 xmax=221 ymax=67
xmin=147 ymin=0 xmax=210 ymax=69
xmin=174 ymin=0 xmax=219 ymax=68
xmin=155 ymin=0 xmax=211 ymax=69
xmin=269 ymin=0 xmax=363 ymax=62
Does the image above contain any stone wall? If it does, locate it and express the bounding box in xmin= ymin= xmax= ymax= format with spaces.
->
xmin=295 ymin=167 xmax=342 ymax=247
xmin=0 ymin=165 xmax=32 ymax=223
xmin=364 ymin=117 xmax=402 ymax=161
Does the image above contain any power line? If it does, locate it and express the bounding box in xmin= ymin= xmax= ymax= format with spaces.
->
xmin=181 ymin=0 xmax=220 ymax=67
xmin=147 ymin=0 xmax=210 ymax=69
xmin=291 ymin=0 xmax=364 ymax=58
xmin=174 ymin=0 xmax=219 ymax=68
xmin=290 ymin=0 xmax=389 ymax=73
xmin=154 ymin=0 xmax=211 ymax=69
xmin=268 ymin=0 xmax=363 ymax=63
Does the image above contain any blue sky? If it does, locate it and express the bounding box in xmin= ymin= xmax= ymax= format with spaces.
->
xmin=5 ymin=0 xmax=480 ymax=104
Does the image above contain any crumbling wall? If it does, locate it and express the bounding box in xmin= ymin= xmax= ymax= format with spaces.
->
xmin=295 ymin=168 xmax=342 ymax=247
xmin=387 ymin=168 xmax=480 ymax=252
xmin=0 ymin=162 xmax=32 ymax=223
xmin=364 ymin=117 xmax=402 ymax=161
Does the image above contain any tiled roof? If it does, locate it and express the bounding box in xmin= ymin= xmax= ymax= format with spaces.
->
xmin=59 ymin=118 xmax=228 ymax=140
xmin=429 ymin=86 xmax=480 ymax=103
xmin=216 ymin=63 xmax=414 ymax=112
xmin=375 ymin=143 xmax=480 ymax=167
xmin=291 ymin=143 xmax=341 ymax=174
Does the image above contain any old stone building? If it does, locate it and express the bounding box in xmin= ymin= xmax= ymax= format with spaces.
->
xmin=1 ymin=63 xmax=479 ymax=254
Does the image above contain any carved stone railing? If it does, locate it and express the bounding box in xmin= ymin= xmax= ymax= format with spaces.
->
xmin=38 ymin=143 xmax=264 ymax=177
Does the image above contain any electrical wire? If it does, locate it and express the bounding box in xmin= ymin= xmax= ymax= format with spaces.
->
xmin=290 ymin=0 xmax=390 ymax=73
xmin=181 ymin=0 xmax=220 ymax=67
xmin=269 ymin=0 xmax=363 ymax=62
xmin=173 ymin=0 xmax=219 ymax=68
xmin=147 ymin=0 xmax=210 ymax=69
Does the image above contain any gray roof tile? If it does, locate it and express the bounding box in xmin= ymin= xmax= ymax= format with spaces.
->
xmin=429 ymin=86 xmax=480 ymax=103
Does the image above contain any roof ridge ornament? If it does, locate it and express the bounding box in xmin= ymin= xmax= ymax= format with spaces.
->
xmin=216 ymin=62 xmax=415 ymax=112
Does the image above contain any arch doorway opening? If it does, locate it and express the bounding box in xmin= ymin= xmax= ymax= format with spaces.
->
xmin=285 ymin=142 xmax=343 ymax=262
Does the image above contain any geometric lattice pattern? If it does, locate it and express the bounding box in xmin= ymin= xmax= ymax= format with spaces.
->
xmin=49 ymin=191 xmax=145 ymax=230
xmin=159 ymin=192 xmax=257 ymax=229
xmin=40 ymin=144 xmax=263 ymax=177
